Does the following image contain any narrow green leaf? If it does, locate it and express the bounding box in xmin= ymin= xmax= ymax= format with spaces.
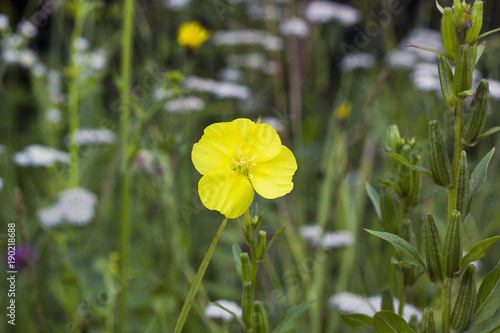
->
xmin=366 ymin=182 xmax=382 ymax=220
xmin=435 ymin=0 xmax=444 ymax=13
xmin=473 ymin=127 xmax=500 ymax=144
xmin=461 ymin=236 xmax=500 ymax=269
xmin=378 ymin=180 xmax=402 ymax=197
xmin=373 ymin=310 xmax=415 ymax=333
xmin=476 ymin=42 xmax=485 ymax=65
xmin=265 ymin=226 xmax=286 ymax=254
xmin=471 ymin=284 xmax=500 ymax=327
xmin=467 ymin=147 xmax=495 ymax=213
xmin=273 ymin=300 xmax=316 ymax=333
xmin=232 ymin=243 xmax=242 ymax=279
xmin=209 ymin=301 xmax=247 ymax=328
xmin=339 ymin=313 xmax=374 ymax=328
xmin=405 ymin=45 xmax=447 ymax=58
xmin=474 ymin=259 xmax=500 ymax=317
xmin=385 ymin=148 xmax=433 ymax=178
xmin=477 ymin=27 xmax=500 ymax=41
xmin=364 ymin=229 xmax=427 ymax=271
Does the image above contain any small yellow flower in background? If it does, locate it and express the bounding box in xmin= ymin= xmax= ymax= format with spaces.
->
xmin=334 ymin=100 xmax=352 ymax=120
xmin=192 ymin=118 xmax=297 ymax=218
xmin=177 ymin=21 xmax=210 ymax=51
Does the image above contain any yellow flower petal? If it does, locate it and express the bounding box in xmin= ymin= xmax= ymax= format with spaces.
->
xmin=192 ymin=122 xmax=242 ymax=175
xmin=251 ymin=146 xmax=297 ymax=199
xmin=198 ymin=170 xmax=254 ymax=218
xmin=241 ymin=122 xmax=282 ymax=163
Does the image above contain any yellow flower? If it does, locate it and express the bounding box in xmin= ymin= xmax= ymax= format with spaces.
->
xmin=192 ymin=118 xmax=297 ymax=218
xmin=334 ymin=100 xmax=352 ymax=120
xmin=177 ymin=21 xmax=210 ymax=51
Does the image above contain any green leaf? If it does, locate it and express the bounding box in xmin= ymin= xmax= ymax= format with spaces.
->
xmin=366 ymin=182 xmax=382 ymax=220
xmin=273 ymin=300 xmax=316 ymax=333
xmin=364 ymin=229 xmax=427 ymax=271
xmin=339 ymin=313 xmax=373 ymax=328
xmin=473 ymin=127 xmax=500 ymax=144
xmin=209 ymin=301 xmax=247 ymax=328
xmin=471 ymin=283 xmax=500 ymax=327
xmin=265 ymin=226 xmax=286 ymax=254
xmin=405 ymin=44 xmax=447 ymax=58
xmin=378 ymin=180 xmax=402 ymax=197
xmin=435 ymin=0 xmax=444 ymax=13
xmin=461 ymin=236 xmax=500 ymax=269
xmin=473 ymin=258 xmax=500 ymax=321
xmin=373 ymin=310 xmax=415 ymax=333
xmin=467 ymin=147 xmax=495 ymax=213
xmin=477 ymin=27 xmax=500 ymax=41
xmin=476 ymin=42 xmax=485 ymax=65
xmin=232 ymin=243 xmax=242 ymax=279
xmin=385 ymin=148 xmax=433 ymax=178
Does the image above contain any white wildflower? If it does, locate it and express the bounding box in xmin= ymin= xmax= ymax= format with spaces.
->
xmin=386 ymin=50 xmax=419 ymax=69
xmin=213 ymin=30 xmax=283 ymax=52
xmin=48 ymin=70 xmax=64 ymax=104
xmin=205 ymin=300 xmax=242 ymax=321
xmin=14 ymin=145 xmax=69 ymax=167
xmin=18 ymin=49 xmax=37 ymax=68
xmin=45 ymin=108 xmax=62 ymax=123
xmin=305 ymin=1 xmax=361 ymax=27
xmin=163 ymin=0 xmax=191 ymax=11
xmin=165 ymin=96 xmax=205 ymax=113
xmin=0 ymin=14 xmax=9 ymax=31
xmin=89 ymin=49 xmax=107 ymax=71
xmin=320 ymin=231 xmax=354 ymax=249
xmin=132 ymin=149 xmax=156 ymax=173
xmin=38 ymin=188 xmax=97 ymax=228
xmin=247 ymin=3 xmax=281 ymax=21
xmin=401 ymin=28 xmax=443 ymax=62
xmin=217 ymin=67 xmax=243 ymax=82
xmin=340 ymin=53 xmax=375 ymax=72
xmin=0 ymin=177 xmax=3 ymax=191
xmin=153 ymin=87 xmax=175 ymax=101
xmin=184 ymin=76 xmax=251 ymax=100
xmin=2 ymin=49 xmax=18 ymax=64
xmin=32 ymin=62 xmax=47 ymax=77
xmin=299 ymin=224 xmax=322 ymax=245
xmin=17 ymin=20 xmax=37 ymax=39
xmin=74 ymin=37 xmax=90 ymax=52
xmin=226 ymin=53 xmax=279 ymax=75
xmin=280 ymin=17 xmax=309 ymax=38
xmin=488 ymin=79 xmax=500 ymax=100
xmin=71 ymin=128 xmax=116 ymax=146
xmin=259 ymin=116 xmax=285 ymax=133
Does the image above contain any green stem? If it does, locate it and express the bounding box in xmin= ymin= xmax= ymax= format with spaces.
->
xmin=442 ymin=278 xmax=452 ymax=333
xmin=448 ymin=101 xmax=463 ymax=220
xmin=173 ymin=217 xmax=229 ymax=333
xmin=117 ymin=0 xmax=135 ymax=330
xmin=243 ymin=209 xmax=258 ymax=330
xmin=68 ymin=3 xmax=85 ymax=188
xmin=397 ymin=269 xmax=405 ymax=316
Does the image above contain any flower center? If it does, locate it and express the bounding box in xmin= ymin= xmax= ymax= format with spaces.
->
xmin=233 ymin=145 xmax=257 ymax=179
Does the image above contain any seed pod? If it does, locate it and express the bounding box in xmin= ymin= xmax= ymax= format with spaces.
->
xmin=451 ymin=264 xmax=476 ymax=331
xmin=465 ymin=1 xmax=483 ymax=44
xmin=381 ymin=286 xmax=394 ymax=312
xmin=242 ymin=281 xmax=252 ymax=325
xmin=380 ymin=188 xmax=401 ymax=235
xmin=408 ymin=154 xmax=421 ymax=207
xmin=456 ymin=151 xmax=470 ymax=218
xmin=255 ymin=230 xmax=267 ymax=262
xmin=438 ymin=54 xmax=456 ymax=109
xmin=442 ymin=7 xmax=459 ymax=62
xmin=397 ymin=144 xmax=412 ymax=197
xmin=454 ymin=45 xmax=476 ymax=95
xmin=423 ymin=213 xmax=444 ymax=284
xmin=453 ymin=0 xmax=464 ymax=30
xmin=428 ymin=120 xmax=452 ymax=188
xmin=420 ymin=307 xmax=436 ymax=333
xmin=241 ymin=253 xmax=251 ymax=283
xmin=255 ymin=301 xmax=270 ymax=333
xmin=443 ymin=210 xmax=463 ymax=278
xmin=462 ymin=80 xmax=489 ymax=145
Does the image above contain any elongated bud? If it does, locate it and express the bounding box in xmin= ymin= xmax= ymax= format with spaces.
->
xmin=380 ymin=188 xmax=401 ymax=234
xmin=397 ymin=145 xmax=412 ymax=197
xmin=453 ymin=0 xmax=464 ymax=30
xmin=438 ymin=54 xmax=456 ymax=109
xmin=451 ymin=264 xmax=476 ymax=331
xmin=465 ymin=1 xmax=483 ymax=44
xmin=462 ymin=80 xmax=489 ymax=145
xmin=408 ymin=154 xmax=421 ymax=207
xmin=442 ymin=7 xmax=459 ymax=62
xmin=454 ymin=45 xmax=476 ymax=95
xmin=255 ymin=301 xmax=270 ymax=333
xmin=423 ymin=213 xmax=444 ymax=284
xmin=428 ymin=120 xmax=452 ymax=188
xmin=242 ymin=281 xmax=252 ymax=325
xmin=456 ymin=151 xmax=470 ymax=218
xmin=443 ymin=210 xmax=463 ymax=278
xmin=256 ymin=230 xmax=267 ymax=262
xmin=420 ymin=307 xmax=436 ymax=333
xmin=381 ymin=286 xmax=394 ymax=312
xmin=241 ymin=253 xmax=251 ymax=283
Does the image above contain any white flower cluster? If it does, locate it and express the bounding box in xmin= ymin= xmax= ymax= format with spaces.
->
xmin=226 ymin=53 xmax=279 ymax=75
xmin=184 ymin=76 xmax=251 ymax=100
xmin=329 ymin=292 xmax=423 ymax=322
xmin=299 ymin=224 xmax=354 ymax=250
xmin=72 ymin=38 xmax=108 ymax=80
xmin=71 ymin=128 xmax=116 ymax=146
xmin=213 ymin=30 xmax=283 ymax=52
xmin=38 ymin=188 xmax=98 ymax=228
xmin=163 ymin=0 xmax=191 ymax=11
xmin=488 ymin=79 xmax=500 ymax=100
xmin=0 ymin=14 xmax=9 ymax=31
xmin=205 ymin=300 xmax=242 ymax=321
xmin=280 ymin=17 xmax=309 ymax=38
xmin=14 ymin=145 xmax=69 ymax=167
xmin=217 ymin=67 xmax=244 ymax=82
xmin=305 ymin=1 xmax=361 ymax=27
xmin=165 ymin=96 xmax=205 ymax=113
xmin=340 ymin=53 xmax=375 ymax=72
xmin=0 ymin=18 xmax=42 ymax=70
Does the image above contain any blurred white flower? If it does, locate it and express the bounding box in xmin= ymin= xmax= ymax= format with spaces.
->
xmin=74 ymin=37 xmax=90 ymax=52
xmin=385 ymin=50 xmax=419 ymax=69
xmin=320 ymin=231 xmax=354 ymax=249
xmin=48 ymin=70 xmax=64 ymax=104
xmin=185 ymin=76 xmax=251 ymax=100
xmin=45 ymin=108 xmax=62 ymax=123
xmin=132 ymin=149 xmax=156 ymax=173
xmin=38 ymin=188 xmax=97 ymax=228
xmin=17 ymin=20 xmax=37 ymax=39
xmin=227 ymin=53 xmax=279 ymax=75
xmin=329 ymin=292 xmax=423 ymax=322
xmin=1 ymin=49 xmax=18 ymax=64
xmin=0 ymin=177 xmax=3 ymax=191
xmin=0 ymin=14 xmax=9 ymax=31
xmin=153 ymin=87 xmax=175 ymax=101
xmin=280 ymin=17 xmax=309 ymax=38
xmin=32 ymin=62 xmax=47 ymax=77
xmin=14 ymin=145 xmax=69 ymax=167
xmin=247 ymin=3 xmax=281 ymax=21
xmin=213 ymin=30 xmax=283 ymax=52
xmin=3 ymin=34 xmax=23 ymax=49
xmin=299 ymin=224 xmax=322 ymax=244
xmin=205 ymin=300 xmax=242 ymax=321
xmin=71 ymin=128 xmax=116 ymax=146
xmin=401 ymin=28 xmax=443 ymax=62
xmin=340 ymin=53 xmax=375 ymax=72
xmin=217 ymin=67 xmax=243 ymax=82
xmin=165 ymin=96 xmax=205 ymax=113
xmin=259 ymin=116 xmax=285 ymax=133
xmin=163 ymin=0 xmax=191 ymax=11
xmin=89 ymin=49 xmax=107 ymax=71
xmin=19 ymin=49 xmax=37 ymax=68
xmin=305 ymin=1 xmax=361 ymax=27
xmin=488 ymin=79 xmax=500 ymax=100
